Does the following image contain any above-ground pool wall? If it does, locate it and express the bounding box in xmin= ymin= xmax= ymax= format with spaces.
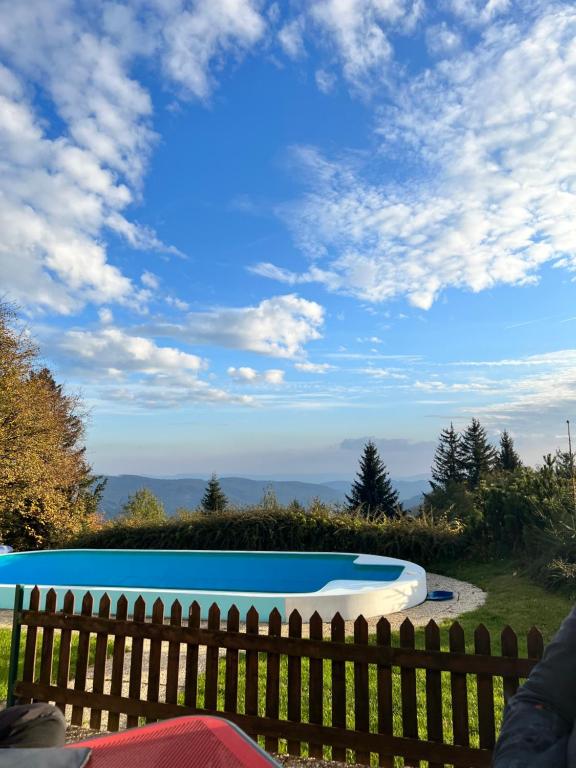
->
xmin=1 ymin=585 xmax=286 ymax=621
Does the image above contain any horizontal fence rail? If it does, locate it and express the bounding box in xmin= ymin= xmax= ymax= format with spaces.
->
xmin=9 ymin=586 xmax=544 ymax=767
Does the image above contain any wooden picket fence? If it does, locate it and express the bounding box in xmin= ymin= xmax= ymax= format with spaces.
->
xmin=7 ymin=586 xmax=544 ymax=767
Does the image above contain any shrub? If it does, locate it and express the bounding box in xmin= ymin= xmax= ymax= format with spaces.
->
xmin=71 ymin=507 xmax=466 ymax=567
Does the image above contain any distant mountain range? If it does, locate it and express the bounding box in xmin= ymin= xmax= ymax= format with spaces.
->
xmin=100 ymin=475 xmax=430 ymax=519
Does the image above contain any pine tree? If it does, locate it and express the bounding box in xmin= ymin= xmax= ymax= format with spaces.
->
xmin=497 ymin=430 xmax=522 ymax=472
xmin=430 ymin=423 xmax=465 ymax=489
xmin=118 ymin=488 xmax=166 ymax=526
xmin=460 ymin=418 xmax=498 ymax=489
xmin=346 ymin=441 xmax=400 ymax=520
xmin=201 ymin=474 xmax=228 ymax=513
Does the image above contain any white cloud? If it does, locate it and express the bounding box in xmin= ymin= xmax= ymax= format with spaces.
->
xmin=183 ymin=294 xmax=324 ymax=358
xmin=294 ymin=361 xmax=334 ymax=373
xmin=308 ymin=0 xmax=423 ymax=89
xmin=267 ymin=8 xmax=576 ymax=309
xmin=445 ymin=0 xmax=511 ymax=26
xmin=141 ymin=271 xmax=160 ymax=290
xmin=228 ymin=366 xmax=259 ymax=382
xmin=60 ymin=327 xmax=205 ymax=374
xmin=425 ymin=22 xmax=461 ymax=56
xmin=98 ymin=307 xmax=114 ymax=325
xmin=0 ymin=0 xmax=267 ymax=313
xmin=54 ymin=324 xmax=257 ymax=408
xmin=157 ymin=0 xmax=266 ymax=100
xmin=315 ymin=68 xmax=337 ymax=93
xmin=227 ymin=366 xmax=285 ymax=385
xmin=278 ymin=18 xmax=306 ymax=59
xmin=166 ymin=296 xmax=190 ymax=311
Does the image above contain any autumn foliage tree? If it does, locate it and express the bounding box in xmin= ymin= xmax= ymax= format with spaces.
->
xmin=0 ymin=304 xmax=103 ymax=549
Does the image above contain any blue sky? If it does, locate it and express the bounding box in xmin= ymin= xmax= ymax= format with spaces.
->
xmin=1 ymin=0 xmax=576 ymax=479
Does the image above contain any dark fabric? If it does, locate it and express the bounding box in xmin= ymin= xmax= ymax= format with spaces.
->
xmin=0 ymin=748 xmax=91 ymax=768
xmin=0 ymin=704 xmax=66 ymax=749
xmin=494 ymin=603 xmax=576 ymax=767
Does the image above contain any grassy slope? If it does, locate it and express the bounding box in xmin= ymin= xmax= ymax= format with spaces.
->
xmin=431 ymin=558 xmax=572 ymax=646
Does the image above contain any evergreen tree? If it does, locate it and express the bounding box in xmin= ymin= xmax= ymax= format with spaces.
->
xmin=497 ymin=430 xmax=522 ymax=472
xmin=460 ymin=418 xmax=498 ymax=489
xmin=346 ymin=441 xmax=400 ymax=520
xmin=430 ymin=423 xmax=465 ymax=489
xmin=118 ymin=488 xmax=166 ymax=526
xmin=201 ymin=474 xmax=228 ymax=513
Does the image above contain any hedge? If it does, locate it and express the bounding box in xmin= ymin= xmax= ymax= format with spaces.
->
xmin=71 ymin=508 xmax=466 ymax=567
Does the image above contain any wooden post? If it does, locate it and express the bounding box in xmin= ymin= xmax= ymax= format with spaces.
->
xmin=244 ymin=606 xmax=260 ymax=738
xmin=165 ymin=600 xmax=182 ymax=706
xmin=425 ymin=620 xmax=443 ymax=768
xmin=330 ymin=612 xmax=346 ymax=763
xmin=146 ymin=598 xmax=165 ymax=723
xmin=184 ymin=601 xmax=200 ymax=709
xmin=6 ymin=585 xmax=24 ymax=708
xmin=308 ymin=611 xmax=324 ymax=759
xmin=204 ymin=603 xmax=221 ymax=711
xmin=89 ymin=593 xmax=111 ymax=729
xmin=400 ymin=619 xmax=418 ymax=740
xmin=354 ymin=615 xmax=370 ymax=765
xmin=264 ymin=608 xmax=282 ymax=753
xmin=287 ymin=610 xmax=302 ymax=756
xmin=224 ymin=605 xmax=240 ymax=715
xmin=126 ymin=596 xmax=146 ymax=728
xmin=71 ymin=592 xmax=93 ymax=726
xmin=108 ymin=594 xmax=128 ymax=731
xmin=475 ymin=624 xmax=495 ymax=750
xmin=376 ymin=617 xmax=393 ymax=768
xmin=55 ymin=590 xmax=75 ymax=716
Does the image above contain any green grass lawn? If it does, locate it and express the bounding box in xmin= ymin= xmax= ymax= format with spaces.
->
xmin=0 ymin=628 xmax=111 ymax=702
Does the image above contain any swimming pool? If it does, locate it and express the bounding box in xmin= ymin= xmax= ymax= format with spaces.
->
xmin=0 ymin=549 xmax=427 ymax=620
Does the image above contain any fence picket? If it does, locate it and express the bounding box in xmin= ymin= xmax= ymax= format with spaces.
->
xmin=245 ymin=607 xmax=260 ymax=738
xmin=425 ymin=620 xmax=443 ymax=768
xmin=400 ymin=619 xmax=418 ymax=740
xmin=330 ymin=612 xmax=346 ymax=763
xmin=287 ymin=610 xmax=302 ymax=756
xmin=204 ymin=603 xmax=221 ymax=711
xmin=71 ymin=592 xmax=93 ymax=726
xmin=501 ymin=626 xmax=519 ymax=704
xmin=89 ymin=593 xmax=111 ymax=730
xmin=265 ymin=608 xmax=282 ymax=753
xmin=184 ymin=601 xmax=200 ymax=709
xmin=224 ymin=605 xmax=240 ymax=715
xmin=165 ymin=600 xmax=182 ymax=706
xmin=39 ymin=589 xmax=57 ymax=689
xmin=127 ymin=596 xmax=146 ymax=728
xmin=107 ymin=595 xmax=128 ymax=731
xmin=474 ymin=624 xmax=495 ymax=750
xmin=55 ymin=591 xmax=75 ymax=715
xmin=449 ymin=621 xmax=470 ymax=768
xmin=527 ymin=626 xmax=543 ymax=661
xmin=309 ymin=611 xmax=324 ymax=759
xmin=354 ymin=615 xmax=370 ymax=765
xmin=20 ymin=587 xmax=41 ymax=704
xmin=376 ymin=617 xmax=393 ymax=768
xmin=145 ymin=598 xmax=165 ymax=723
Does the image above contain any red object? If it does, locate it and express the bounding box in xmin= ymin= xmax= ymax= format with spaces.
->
xmin=69 ymin=716 xmax=280 ymax=768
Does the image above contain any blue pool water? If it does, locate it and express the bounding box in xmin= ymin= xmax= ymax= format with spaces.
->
xmin=0 ymin=550 xmax=402 ymax=594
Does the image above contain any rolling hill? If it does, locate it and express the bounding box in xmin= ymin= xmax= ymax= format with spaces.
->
xmin=100 ymin=475 xmax=430 ymax=518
